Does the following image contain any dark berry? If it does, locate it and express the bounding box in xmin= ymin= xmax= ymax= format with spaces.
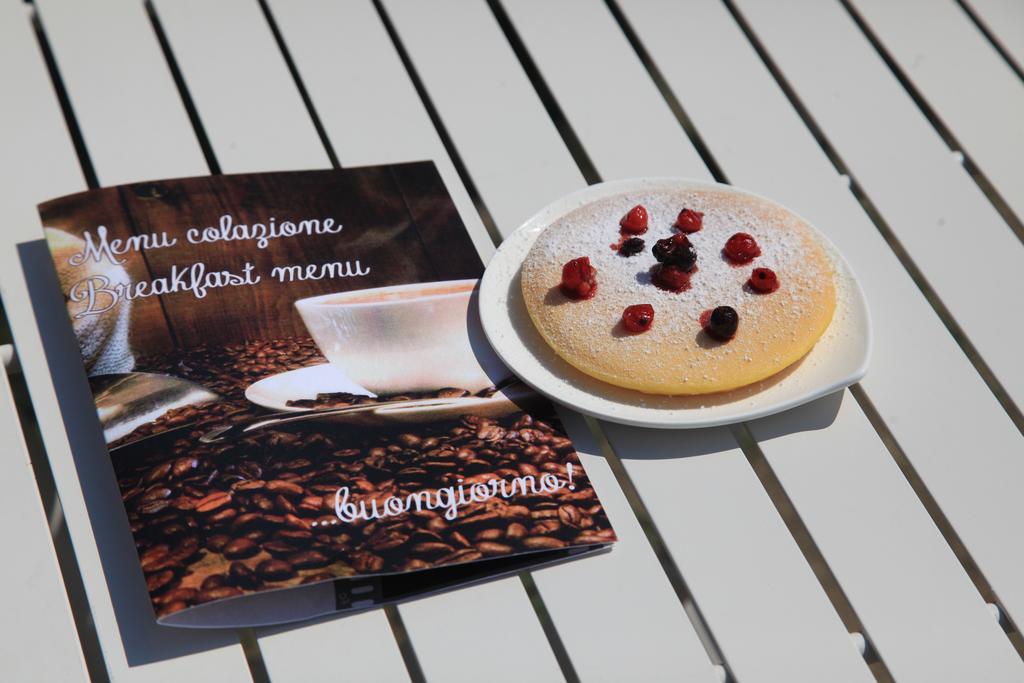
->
xmin=723 ymin=232 xmax=761 ymax=264
xmin=618 ymin=237 xmax=645 ymax=257
xmin=622 ymin=304 xmax=655 ymax=333
xmin=673 ymin=208 xmax=704 ymax=233
xmin=619 ymin=205 xmax=648 ymax=234
xmin=748 ymin=267 xmax=779 ymax=293
xmin=705 ymin=306 xmax=739 ymax=341
xmin=652 ymin=234 xmax=697 ymax=271
xmin=651 ymin=264 xmax=691 ymax=293
xmin=560 ymin=257 xmax=598 ymax=300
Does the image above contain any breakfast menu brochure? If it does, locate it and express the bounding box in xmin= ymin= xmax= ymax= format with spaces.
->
xmin=39 ymin=162 xmax=616 ymax=628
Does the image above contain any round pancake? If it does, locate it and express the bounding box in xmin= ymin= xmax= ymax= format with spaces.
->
xmin=520 ymin=187 xmax=836 ymax=395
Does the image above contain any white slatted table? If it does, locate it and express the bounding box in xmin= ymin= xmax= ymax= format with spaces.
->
xmin=1 ymin=1 xmax=1022 ymax=681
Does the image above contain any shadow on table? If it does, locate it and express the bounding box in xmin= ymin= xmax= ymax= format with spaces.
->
xmin=19 ymin=240 xmax=240 ymax=666
xmin=597 ymin=390 xmax=844 ymax=461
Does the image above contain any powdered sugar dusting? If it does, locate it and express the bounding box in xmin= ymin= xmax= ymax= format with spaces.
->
xmin=521 ymin=186 xmax=836 ymax=392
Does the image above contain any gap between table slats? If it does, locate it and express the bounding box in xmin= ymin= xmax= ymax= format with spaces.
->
xmin=0 ymin=0 xmax=253 ymax=680
xmin=958 ymin=0 xmax=1024 ymax=78
xmin=722 ymin=0 xmax=1024 ymax=647
xmin=842 ymin=0 xmax=1024 ymax=239
xmin=501 ymin=1 xmax=1024 ymax=681
xmin=262 ymin=0 xmax=727 ymax=679
xmin=380 ymin=1 xmax=892 ymax=681
xmin=149 ymin=0 xmax=573 ymax=680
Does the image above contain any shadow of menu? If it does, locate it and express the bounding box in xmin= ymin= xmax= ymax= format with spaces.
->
xmin=19 ymin=239 xmax=239 ymax=666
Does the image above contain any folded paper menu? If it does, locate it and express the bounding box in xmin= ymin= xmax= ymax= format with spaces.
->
xmin=39 ymin=163 xmax=616 ymax=628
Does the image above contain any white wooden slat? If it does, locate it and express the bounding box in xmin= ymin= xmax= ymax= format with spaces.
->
xmin=397 ymin=578 xmax=562 ymax=682
xmin=255 ymin=611 xmax=410 ymax=682
xmin=849 ymin=0 xmax=1024 ymax=225
xmin=33 ymin=0 xmax=403 ymax=677
xmin=511 ymin=2 xmax=1024 ymax=681
xmin=733 ymin=0 xmax=1024 ymax=410
xmin=966 ymin=0 xmax=1024 ymax=71
xmin=151 ymin=0 xmax=564 ymax=677
xmin=382 ymin=2 xmax=875 ymax=681
xmin=38 ymin=0 xmax=207 ymax=186
xmin=727 ymin=0 xmax=1024 ymax=635
xmin=1 ymin=2 xmax=251 ymax=681
xmin=381 ymin=0 xmax=583 ymax=234
xmin=0 ymin=367 xmax=88 ymax=681
xmin=752 ymin=395 xmax=1024 ymax=682
xmin=607 ymin=424 xmax=877 ymax=683
xmin=263 ymin=0 xmax=495 ymax=266
xmin=264 ymin=2 xmax=722 ymax=680
xmin=620 ymin=0 xmax=1024 ymax=665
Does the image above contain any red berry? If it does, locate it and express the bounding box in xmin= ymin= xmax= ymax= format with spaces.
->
xmin=560 ymin=257 xmax=598 ymax=300
xmin=704 ymin=306 xmax=739 ymax=341
xmin=619 ymin=205 xmax=648 ymax=235
xmin=651 ymin=264 xmax=691 ymax=293
xmin=748 ymin=267 xmax=779 ymax=293
xmin=622 ymin=304 xmax=655 ymax=333
xmin=673 ymin=208 xmax=704 ymax=233
xmin=652 ymin=233 xmax=697 ymax=270
xmin=723 ymin=232 xmax=761 ymax=264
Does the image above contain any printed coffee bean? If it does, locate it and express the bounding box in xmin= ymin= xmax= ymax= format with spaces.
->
xmin=143 ymin=463 xmax=172 ymax=485
xmin=229 ymin=562 xmax=260 ymax=589
xmin=206 ymin=508 xmax=238 ymax=525
xmin=530 ymin=520 xmax=562 ymax=535
xmin=207 ymin=534 xmax=231 ymax=553
xmin=257 ymin=559 xmax=296 ymax=581
xmin=138 ymin=500 xmax=171 ymax=516
xmin=223 ymin=538 xmax=259 ymax=559
xmin=157 ymin=600 xmax=188 ymax=617
xmin=473 ymin=528 xmax=503 ymax=542
xmin=449 ymin=531 xmax=471 ymax=549
xmin=157 ymin=587 xmax=198 ymax=606
xmin=194 ymin=491 xmax=232 ymax=513
xmin=265 ymin=480 xmax=304 ymax=497
xmin=276 ymin=529 xmax=313 ymax=545
xmin=146 ymin=569 xmax=176 ymax=593
xmin=118 ymin=341 xmax=613 ymax=603
xmin=411 ymin=542 xmax=454 ymax=557
xmin=197 ymin=586 xmax=243 ymax=603
xmin=438 ymin=549 xmax=483 ymax=565
xmin=505 ymin=523 xmax=528 ymax=540
xmin=287 ymin=550 xmax=329 ymax=569
xmin=201 ymin=574 xmax=228 ymax=591
xmin=351 ymin=551 xmax=384 ymax=573
xmin=171 ymin=457 xmax=199 ymax=478
xmin=522 ymin=536 xmax=568 ymax=550
xmin=263 ymin=540 xmax=299 ymax=556
xmin=139 ymin=545 xmax=170 ymax=572
xmin=476 ymin=541 xmax=513 ymax=556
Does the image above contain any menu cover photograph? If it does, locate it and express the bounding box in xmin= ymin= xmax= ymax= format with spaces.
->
xmin=39 ymin=162 xmax=616 ymax=628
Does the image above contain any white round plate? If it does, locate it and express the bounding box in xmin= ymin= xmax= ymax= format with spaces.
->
xmin=245 ymin=364 xmax=371 ymax=412
xmin=478 ymin=178 xmax=872 ymax=429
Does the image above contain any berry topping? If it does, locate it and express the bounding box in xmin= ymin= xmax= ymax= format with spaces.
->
xmin=704 ymin=306 xmax=739 ymax=341
xmin=673 ymin=208 xmax=704 ymax=233
xmin=723 ymin=232 xmax=761 ymax=264
xmin=560 ymin=257 xmax=598 ymax=300
xmin=618 ymin=237 xmax=645 ymax=257
xmin=622 ymin=304 xmax=655 ymax=333
xmin=651 ymin=264 xmax=692 ymax=293
xmin=652 ymin=234 xmax=697 ymax=271
xmin=619 ymin=205 xmax=649 ymax=234
xmin=748 ymin=267 xmax=779 ymax=293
